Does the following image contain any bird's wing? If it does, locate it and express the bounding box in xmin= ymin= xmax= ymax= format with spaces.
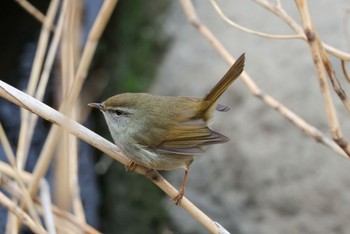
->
xmin=155 ymin=118 xmax=229 ymax=156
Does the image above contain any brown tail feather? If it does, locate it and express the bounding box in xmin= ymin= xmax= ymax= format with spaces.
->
xmin=202 ymin=53 xmax=245 ymax=105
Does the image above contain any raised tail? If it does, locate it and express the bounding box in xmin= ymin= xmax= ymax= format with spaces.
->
xmin=202 ymin=53 xmax=245 ymax=105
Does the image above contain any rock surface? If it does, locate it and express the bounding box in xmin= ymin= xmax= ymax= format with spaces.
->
xmin=150 ymin=1 xmax=350 ymax=233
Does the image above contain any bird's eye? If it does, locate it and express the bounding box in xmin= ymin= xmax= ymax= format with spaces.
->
xmin=114 ymin=109 xmax=124 ymax=116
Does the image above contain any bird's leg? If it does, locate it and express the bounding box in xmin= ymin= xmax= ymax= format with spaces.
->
xmin=125 ymin=160 xmax=138 ymax=172
xmin=172 ymin=168 xmax=189 ymax=205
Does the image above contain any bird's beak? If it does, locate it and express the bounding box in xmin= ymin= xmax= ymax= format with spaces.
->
xmin=88 ymin=102 xmax=104 ymax=110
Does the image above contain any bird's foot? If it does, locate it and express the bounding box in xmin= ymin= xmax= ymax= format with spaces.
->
xmin=171 ymin=188 xmax=185 ymax=205
xmin=125 ymin=161 xmax=137 ymax=172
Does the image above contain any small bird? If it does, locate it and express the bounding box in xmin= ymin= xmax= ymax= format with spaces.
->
xmin=89 ymin=53 xmax=245 ymax=204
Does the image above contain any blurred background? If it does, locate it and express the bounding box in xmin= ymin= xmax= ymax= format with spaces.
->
xmin=1 ymin=0 xmax=350 ymax=234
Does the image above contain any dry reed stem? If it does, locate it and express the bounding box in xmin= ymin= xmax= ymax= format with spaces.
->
xmin=12 ymin=0 xmax=67 ymax=209
xmin=55 ymin=0 xmax=73 ymax=213
xmin=0 ymin=124 xmax=43 ymax=228
xmin=0 ymin=162 xmax=33 ymax=182
xmin=35 ymin=0 xmax=67 ymax=102
xmin=60 ymin=0 xmax=119 ymax=111
xmin=22 ymin=1 xmax=68 ymax=202
xmin=0 ymin=81 xmax=223 ymax=234
xmin=179 ymin=0 xmax=348 ymax=158
xmin=5 ymin=202 xmax=19 ymax=234
xmin=35 ymin=1 xmax=69 ymax=101
xmin=0 ymin=191 xmax=46 ymax=234
xmin=13 ymin=5 xmax=67 ymax=228
xmin=22 ymin=0 xmax=118 ymax=212
xmin=341 ymin=60 xmax=350 ymax=84
xmin=21 ymin=0 xmax=68 ymax=187
xmin=55 ymin=131 xmax=71 ymax=210
xmin=295 ymin=0 xmax=350 ymax=156
xmin=69 ymin=130 xmax=86 ymax=223
xmin=318 ymin=41 xmax=350 ymax=112
xmin=54 ymin=0 xmax=86 ymax=222
xmin=3 ymin=174 xmax=19 ymax=234
xmin=0 ymin=170 xmax=100 ymax=234
xmin=39 ymin=180 xmax=56 ymax=234
xmin=16 ymin=0 xmax=60 ymax=169
xmin=66 ymin=0 xmax=86 ymax=222
xmin=28 ymin=126 xmax=63 ymax=200
xmin=43 ymin=204 xmax=101 ymax=234
xmin=15 ymin=0 xmax=55 ymax=31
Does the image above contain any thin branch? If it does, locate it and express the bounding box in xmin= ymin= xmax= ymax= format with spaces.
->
xmin=179 ymin=0 xmax=348 ymax=158
xmin=56 ymin=0 xmax=85 ymax=222
xmin=16 ymin=0 xmax=60 ymax=170
xmin=0 ymin=124 xmax=43 ymax=229
xmin=60 ymin=0 xmax=119 ymax=112
xmin=20 ymin=0 xmax=68 ymax=175
xmin=212 ymin=0 xmax=349 ymax=61
xmin=40 ymin=180 xmax=56 ymax=234
xmin=318 ymin=40 xmax=350 ymax=112
xmin=323 ymin=44 xmax=350 ymax=61
xmin=210 ymin=0 xmax=302 ymax=39
xmin=24 ymin=0 xmax=119 ymax=209
xmin=0 ymin=191 xmax=46 ymax=234
xmin=295 ymin=0 xmax=350 ymax=156
xmin=45 ymin=203 xmax=100 ymax=234
xmin=341 ymin=60 xmax=350 ymax=84
xmin=0 ymin=169 xmax=100 ymax=234
xmin=252 ymin=0 xmax=350 ymax=60
xmin=15 ymin=0 xmax=55 ymax=31
xmin=0 ymin=81 xmax=222 ymax=234
xmin=0 ymin=162 xmax=32 ymax=183
xmin=253 ymin=0 xmax=305 ymax=37
xmin=35 ymin=0 xmax=67 ymax=103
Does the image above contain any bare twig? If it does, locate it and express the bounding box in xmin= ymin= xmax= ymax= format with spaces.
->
xmin=341 ymin=60 xmax=350 ymax=84
xmin=16 ymin=0 xmax=60 ymax=170
xmin=253 ymin=0 xmax=350 ymax=60
xmin=253 ymin=0 xmax=305 ymax=37
xmin=0 ymin=191 xmax=46 ymax=234
xmin=179 ymin=0 xmax=348 ymax=158
xmin=210 ymin=0 xmax=302 ymax=39
xmin=36 ymin=0 xmax=67 ymax=103
xmin=0 ymin=168 xmax=100 ymax=234
xmin=55 ymin=0 xmax=86 ymax=222
xmin=0 ymin=124 xmax=42 ymax=227
xmin=209 ymin=0 xmax=350 ymax=156
xmin=22 ymin=0 xmax=68 ymax=179
xmin=15 ymin=0 xmax=55 ymax=31
xmin=295 ymin=0 xmax=350 ymax=156
xmin=343 ymin=7 xmax=350 ymax=51
xmin=40 ymin=197 xmax=101 ymax=234
xmin=25 ymin=0 xmax=119 ymax=207
xmin=45 ymin=204 xmax=100 ymax=234
xmin=323 ymin=44 xmax=350 ymax=61
xmin=211 ymin=0 xmax=350 ymax=61
xmin=40 ymin=180 xmax=56 ymax=234
xmin=60 ymin=0 xmax=119 ymax=111
xmin=318 ymin=41 xmax=350 ymax=112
